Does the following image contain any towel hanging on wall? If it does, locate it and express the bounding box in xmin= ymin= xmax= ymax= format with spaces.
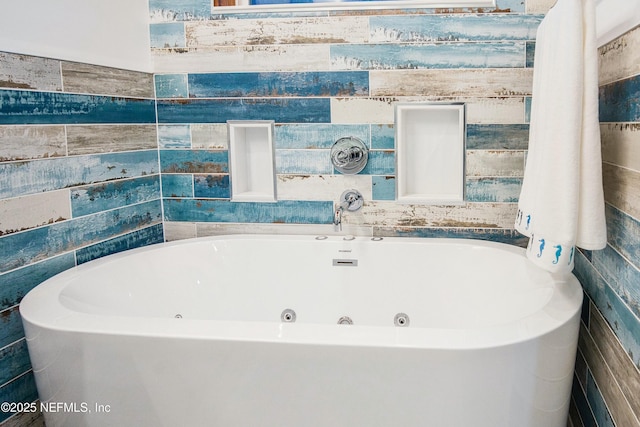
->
xmin=515 ymin=0 xmax=607 ymax=274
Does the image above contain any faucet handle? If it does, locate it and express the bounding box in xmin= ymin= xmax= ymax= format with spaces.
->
xmin=340 ymin=189 xmax=364 ymax=212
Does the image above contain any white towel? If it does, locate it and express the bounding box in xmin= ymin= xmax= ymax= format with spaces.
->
xmin=515 ymin=0 xmax=607 ymax=274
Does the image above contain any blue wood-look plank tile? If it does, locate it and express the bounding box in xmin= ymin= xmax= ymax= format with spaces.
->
xmin=76 ymin=224 xmax=165 ymax=265
xmin=149 ymin=0 xmax=211 ymax=21
xmin=163 ymin=199 xmax=332 ymax=224
xmin=275 ymin=124 xmax=369 ymax=149
xmin=369 ymin=15 xmax=542 ymax=42
xmin=276 ymin=150 xmax=332 ymax=174
xmin=371 ymin=125 xmax=394 ymax=150
xmin=526 ymin=42 xmax=536 ymax=68
xmin=71 ymin=176 xmax=161 ymax=218
xmin=160 ymin=150 xmax=228 ymax=173
xmin=156 ymin=74 xmax=189 ymax=98
xmin=331 ymin=43 xmax=525 ymax=70
xmin=0 ymin=90 xmax=156 ymax=125
xmin=0 ymin=201 xmax=162 ymax=273
xmin=150 ymin=22 xmax=186 ymax=48
xmin=574 ymin=250 xmax=640 ymax=368
xmin=0 ymin=253 xmax=75 ymax=310
xmin=466 ymin=177 xmax=522 ymax=202
xmin=0 ymin=341 xmax=32 ymax=387
xmin=605 ymin=204 xmax=640 ymax=271
xmin=592 ymin=244 xmax=640 ymax=320
xmin=0 ymin=151 xmax=159 ymax=200
xmin=384 ymin=227 xmax=529 ymax=247
xmin=599 ymin=74 xmax=640 ymax=123
xmin=158 ymin=124 xmax=192 ymax=148
xmin=571 ymin=375 xmax=597 ymax=427
xmin=358 ymin=151 xmax=395 ymax=175
xmin=194 ymin=174 xmax=230 ymax=198
xmin=372 ymin=176 xmax=395 ymax=200
xmin=466 ymin=124 xmax=529 ymax=150
xmin=162 ymin=174 xmax=194 ymax=197
xmin=0 ymin=307 xmax=25 ymax=349
xmin=156 ymin=98 xmax=331 ymax=123
xmin=188 ymin=72 xmax=369 ymax=97
xmin=586 ymin=370 xmax=616 ymax=427
xmin=0 ymin=371 xmax=38 ymax=423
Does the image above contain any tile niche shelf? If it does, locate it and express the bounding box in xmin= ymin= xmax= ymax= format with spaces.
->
xmin=228 ymin=120 xmax=277 ymax=202
xmin=395 ymin=103 xmax=466 ymax=205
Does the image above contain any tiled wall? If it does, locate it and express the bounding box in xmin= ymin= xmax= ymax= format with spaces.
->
xmin=150 ymin=0 xmax=546 ymax=241
xmin=1 ymin=1 xmax=638 ymax=427
xmin=0 ymin=53 xmax=163 ymax=425
xmin=570 ymin=26 xmax=640 ymax=427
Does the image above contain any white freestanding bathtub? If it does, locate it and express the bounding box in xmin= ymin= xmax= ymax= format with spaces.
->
xmin=20 ymin=235 xmax=583 ymax=427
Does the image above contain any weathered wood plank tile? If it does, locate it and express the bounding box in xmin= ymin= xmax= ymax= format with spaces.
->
xmin=152 ymin=45 xmax=331 ymax=73
xmin=155 ymin=74 xmax=189 ymax=98
xmin=149 ymin=0 xmax=212 ymax=22
xmin=590 ymin=307 xmax=640 ymax=421
xmin=163 ymin=198 xmax=332 ymax=223
xmin=574 ymin=251 xmax=640 ymax=369
xmin=603 ymin=163 xmax=640 ymax=221
xmin=0 ymin=151 xmax=159 ymax=199
xmin=466 ymin=124 xmax=529 ymax=150
xmin=0 ymin=90 xmax=156 ymax=125
xmin=0 ymin=371 xmax=38 ymax=423
xmin=164 ymin=221 xmax=196 ymax=241
xmin=0 ymin=52 xmax=61 ymax=91
xmin=0 ymin=126 xmax=66 ymax=161
xmin=192 ymin=124 xmax=227 ymax=149
xmin=276 ymin=174 xmax=372 ymax=201
xmin=150 ymin=22 xmax=186 ymax=49
xmin=331 ymin=42 xmax=525 ymax=70
xmin=66 ymin=125 xmax=158 ymax=155
xmin=162 ymin=174 xmax=194 ymax=198
xmin=599 ymin=74 xmax=640 ymax=123
xmin=188 ymin=71 xmax=369 ymax=97
xmin=372 ymin=175 xmax=395 ymax=200
xmin=330 ymin=96 xmax=526 ymax=125
xmin=185 ymin=17 xmax=368 ymax=47
xmin=605 ymin=204 xmax=640 ymax=271
xmin=61 ymin=62 xmax=154 ymax=98
xmin=359 ymin=201 xmax=518 ymax=228
xmin=369 ymin=14 xmax=541 ymax=42
xmin=0 ymin=345 xmax=32 ymax=398
xmin=592 ymin=244 xmax=640 ymax=321
xmin=0 ymin=200 xmax=162 ymax=273
xmin=370 ymin=68 xmax=533 ymax=97
xmin=71 ymin=176 xmax=161 ymax=218
xmin=160 ymin=149 xmax=228 ymax=173
xmin=466 ymin=150 xmax=525 ymax=177
xmin=601 ymin=123 xmax=640 ymax=172
xmin=465 ymin=177 xmax=522 ymax=202
xmin=0 ymin=253 xmax=75 ymax=311
xmin=76 ymin=224 xmax=165 ymax=265
xmin=599 ymin=26 xmax=640 ymax=86
xmin=157 ymin=98 xmax=331 ymax=123
xmin=0 ymin=190 xmax=71 ymax=236
xmin=158 ymin=124 xmax=191 ymax=149
xmin=276 ymin=150 xmax=332 ymax=174
xmin=276 ymin=124 xmax=369 ymax=149
xmin=195 ymin=222 xmax=372 ymax=238
xmin=578 ymin=321 xmax=640 ymax=427
xmin=525 ymin=0 xmax=555 ymax=14
xmin=193 ymin=174 xmax=230 ymax=198
xmin=375 ymin=226 xmax=528 ymax=246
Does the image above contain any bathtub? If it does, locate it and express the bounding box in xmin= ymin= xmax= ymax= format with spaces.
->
xmin=20 ymin=235 xmax=583 ymax=427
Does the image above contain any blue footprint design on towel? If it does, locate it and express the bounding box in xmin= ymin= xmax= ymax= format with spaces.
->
xmin=553 ymin=245 xmax=562 ymax=264
xmin=568 ymin=246 xmax=575 ymax=265
xmin=526 ymin=215 xmax=531 ymax=230
xmin=537 ymin=239 xmax=545 ymax=258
